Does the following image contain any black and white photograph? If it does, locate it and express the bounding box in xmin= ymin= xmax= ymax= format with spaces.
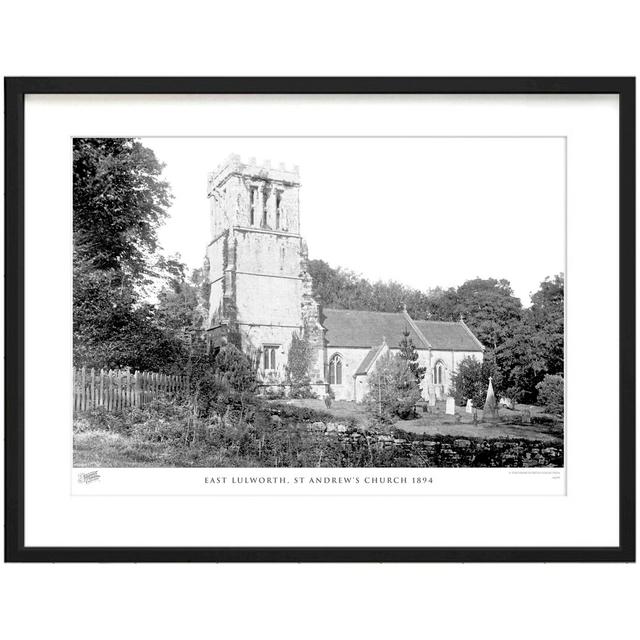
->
xmin=2 ymin=3 xmax=638 ymax=638
xmin=6 ymin=77 xmax=633 ymax=565
xmin=72 ymin=136 xmax=565 ymax=470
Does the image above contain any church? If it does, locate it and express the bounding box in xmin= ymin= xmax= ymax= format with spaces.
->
xmin=204 ymin=155 xmax=484 ymax=402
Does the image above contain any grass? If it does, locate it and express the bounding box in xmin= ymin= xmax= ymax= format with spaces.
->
xmin=266 ymin=398 xmax=369 ymax=426
xmin=73 ymin=397 xmax=563 ymax=468
xmin=279 ymin=398 xmax=563 ymax=443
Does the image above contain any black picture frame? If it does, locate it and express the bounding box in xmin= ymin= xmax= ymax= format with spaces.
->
xmin=4 ymin=77 xmax=635 ymax=563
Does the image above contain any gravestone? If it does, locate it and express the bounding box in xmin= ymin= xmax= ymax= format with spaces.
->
xmin=445 ymin=396 xmax=456 ymax=415
xmin=428 ymin=391 xmax=436 ymax=407
xmin=483 ymin=376 xmax=499 ymax=423
xmin=522 ymin=408 xmax=532 ymax=424
xmin=465 ymin=399 xmax=473 ymax=414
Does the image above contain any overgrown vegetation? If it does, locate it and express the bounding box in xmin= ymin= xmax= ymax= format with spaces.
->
xmin=74 ymin=399 xmax=562 ymax=468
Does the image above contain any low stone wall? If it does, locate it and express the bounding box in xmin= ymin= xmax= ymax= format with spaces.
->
xmin=297 ymin=420 xmax=563 ymax=468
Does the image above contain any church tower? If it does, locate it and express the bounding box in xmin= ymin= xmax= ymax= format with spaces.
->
xmin=205 ymin=154 xmax=324 ymax=389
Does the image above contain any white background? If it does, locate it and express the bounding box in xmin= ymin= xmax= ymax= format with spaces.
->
xmin=1 ymin=2 xmax=639 ymax=639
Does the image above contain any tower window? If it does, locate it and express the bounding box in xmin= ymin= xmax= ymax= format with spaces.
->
xmin=249 ymin=187 xmax=257 ymax=226
xmin=261 ymin=187 xmax=268 ymax=228
xmin=275 ymin=190 xmax=282 ymax=229
xmin=263 ymin=345 xmax=278 ymax=370
xmin=329 ymin=354 xmax=343 ymax=385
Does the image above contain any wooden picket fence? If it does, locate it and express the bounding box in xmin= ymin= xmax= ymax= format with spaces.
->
xmin=73 ymin=367 xmax=188 ymax=413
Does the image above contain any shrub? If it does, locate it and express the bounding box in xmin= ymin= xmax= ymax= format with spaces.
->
xmin=535 ymin=374 xmax=564 ymax=416
xmin=451 ymin=356 xmax=503 ymax=407
xmin=365 ymin=353 xmax=422 ymax=422
xmin=189 ymin=343 xmax=258 ymax=418
xmin=286 ymin=332 xmax=316 ymax=398
xmin=263 ymin=387 xmax=286 ymax=400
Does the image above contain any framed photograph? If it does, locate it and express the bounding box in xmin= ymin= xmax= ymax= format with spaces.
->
xmin=4 ymin=77 xmax=635 ymax=562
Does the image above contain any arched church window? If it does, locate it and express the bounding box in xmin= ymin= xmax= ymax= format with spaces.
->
xmin=263 ymin=345 xmax=278 ymax=370
xmin=249 ymin=186 xmax=257 ymax=226
xmin=261 ymin=186 xmax=268 ymax=228
xmin=434 ymin=360 xmax=446 ymax=385
xmin=275 ymin=190 xmax=282 ymax=229
xmin=329 ymin=354 xmax=343 ymax=385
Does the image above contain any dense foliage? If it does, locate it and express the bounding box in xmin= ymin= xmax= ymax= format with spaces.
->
xmin=187 ymin=343 xmax=259 ymax=419
xmin=365 ymin=353 xmax=423 ymax=421
xmin=535 ymin=374 xmax=564 ymax=416
xmin=286 ymin=333 xmax=316 ymax=398
xmin=451 ymin=355 xmax=503 ymax=408
xmin=73 ymin=138 xmax=205 ymax=372
xmin=398 ymin=328 xmax=426 ymax=384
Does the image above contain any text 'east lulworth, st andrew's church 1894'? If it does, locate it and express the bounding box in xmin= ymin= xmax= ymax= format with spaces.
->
xmin=203 ymin=155 xmax=484 ymax=402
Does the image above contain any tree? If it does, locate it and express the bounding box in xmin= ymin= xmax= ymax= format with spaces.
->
xmin=156 ymin=265 xmax=208 ymax=335
xmin=398 ymin=328 xmax=426 ymax=384
xmin=73 ymin=138 xmax=179 ymax=371
xmin=451 ymin=355 xmax=503 ymax=408
xmin=286 ymin=332 xmax=316 ymax=398
xmin=536 ymin=374 xmax=564 ymax=416
xmin=423 ymin=286 xmax=459 ymax=321
xmin=453 ymin=278 xmax=523 ymax=350
xmin=494 ymin=274 xmax=564 ymax=403
xmin=188 ymin=343 xmax=258 ymax=418
xmin=530 ymin=274 xmax=564 ymax=376
xmin=365 ymin=353 xmax=422 ymax=422
xmin=73 ymin=138 xmax=172 ymax=278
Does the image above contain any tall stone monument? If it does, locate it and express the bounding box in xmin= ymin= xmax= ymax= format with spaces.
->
xmin=482 ymin=376 xmax=499 ymax=423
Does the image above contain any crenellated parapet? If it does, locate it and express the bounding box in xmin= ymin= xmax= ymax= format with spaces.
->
xmin=207 ymin=154 xmax=300 ymax=239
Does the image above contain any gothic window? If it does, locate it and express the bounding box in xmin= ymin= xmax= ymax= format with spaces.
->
xmin=263 ymin=345 xmax=278 ymax=371
xmin=329 ymin=354 xmax=343 ymax=385
xmin=261 ymin=187 xmax=268 ymax=228
xmin=249 ymin=186 xmax=257 ymax=226
xmin=275 ymin=190 xmax=282 ymax=229
xmin=434 ymin=360 xmax=446 ymax=385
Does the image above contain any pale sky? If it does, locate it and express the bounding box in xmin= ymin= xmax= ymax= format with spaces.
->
xmin=146 ymin=137 xmax=565 ymax=306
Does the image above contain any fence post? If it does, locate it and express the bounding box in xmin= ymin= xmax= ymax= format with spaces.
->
xmin=81 ymin=366 xmax=87 ymax=411
xmin=133 ymin=370 xmax=139 ymax=408
xmin=73 ymin=366 xmax=191 ymax=414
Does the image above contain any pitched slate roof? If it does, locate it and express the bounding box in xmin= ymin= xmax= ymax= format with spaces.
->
xmin=354 ymin=344 xmax=387 ymax=376
xmin=413 ymin=319 xmax=484 ymax=352
xmin=321 ymin=309 xmax=423 ymax=349
xmin=321 ymin=308 xmax=483 ymax=352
